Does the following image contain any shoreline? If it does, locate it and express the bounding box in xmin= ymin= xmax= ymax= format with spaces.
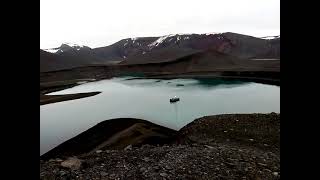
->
xmin=39 ymin=74 xmax=279 ymax=105
xmin=140 ymin=74 xmax=280 ymax=86
xmin=40 ymin=113 xmax=280 ymax=179
xmin=41 ymin=118 xmax=177 ymax=159
xmin=41 ymin=113 xmax=279 ymax=159
xmin=40 ymin=92 xmax=101 ymax=105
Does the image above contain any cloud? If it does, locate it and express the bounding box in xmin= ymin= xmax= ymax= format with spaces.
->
xmin=40 ymin=0 xmax=280 ymax=48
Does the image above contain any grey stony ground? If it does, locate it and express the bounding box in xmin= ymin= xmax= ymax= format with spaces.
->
xmin=40 ymin=143 xmax=279 ymax=180
xmin=40 ymin=113 xmax=280 ymax=180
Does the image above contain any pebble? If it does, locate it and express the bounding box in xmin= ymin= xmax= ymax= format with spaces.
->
xmin=160 ymin=172 xmax=168 ymax=177
xmin=100 ymin=171 xmax=108 ymax=176
xmin=124 ymin=144 xmax=132 ymax=150
xmin=263 ymin=169 xmax=272 ymax=173
xmin=61 ymin=157 xmax=82 ymax=170
xmin=59 ymin=170 xmax=66 ymax=176
xmin=55 ymin=158 xmax=63 ymax=162
xmin=140 ymin=167 xmax=147 ymax=172
xmin=204 ymin=145 xmax=214 ymax=149
xmin=257 ymin=163 xmax=267 ymax=167
xmin=142 ymin=157 xmax=151 ymax=162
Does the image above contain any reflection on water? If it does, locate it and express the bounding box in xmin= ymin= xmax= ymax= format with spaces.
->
xmin=195 ymin=78 xmax=250 ymax=88
xmin=42 ymin=77 xmax=280 ymax=155
xmin=110 ymin=77 xmax=251 ymax=90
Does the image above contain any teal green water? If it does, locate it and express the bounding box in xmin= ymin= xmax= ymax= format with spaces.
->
xmin=40 ymin=77 xmax=280 ymax=155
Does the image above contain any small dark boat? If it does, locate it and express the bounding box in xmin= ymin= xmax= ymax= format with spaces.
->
xmin=170 ymin=96 xmax=180 ymax=103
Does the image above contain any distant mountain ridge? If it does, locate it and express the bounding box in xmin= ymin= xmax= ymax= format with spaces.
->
xmin=40 ymin=32 xmax=280 ymax=72
xmin=44 ymin=43 xmax=91 ymax=54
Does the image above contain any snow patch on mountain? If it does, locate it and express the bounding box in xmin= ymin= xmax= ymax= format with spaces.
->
xmin=43 ymin=48 xmax=60 ymax=53
xmin=204 ymin=32 xmax=221 ymax=36
xmin=260 ymin=35 xmax=280 ymax=40
xmin=43 ymin=43 xmax=87 ymax=53
xmin=131 ymin=37 xmax=141 ymax=44
xmin=64 ymin=43 xmax=84 ymax=48
xmin=148 ymin=34 xmax=176 ymax=48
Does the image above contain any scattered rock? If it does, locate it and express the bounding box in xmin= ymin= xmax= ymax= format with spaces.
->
xmin=160 ymin=172 xmax=168 ymax=177
xmin=257 ymin=163 xmax=267 ymax=167
xmin=60 ymin=157 xmax=82 ymax=170
xmin=100 ymin=171 xmax=108 ymax=176
xmin=142 ymin=157 xmax=151 ymax=162
xmin=263 ymin=169 xmax=272 ymax=173
xmin=204 ymin=145 xmax=214 ymax=149
xmin=124 ymin=144 xmax=132 ymax=150
xmin=225 ymin=162 xmax=236 ymax=167
xmin=140 ymin=167 xmax=147 ymax=172
xmin=55 ymin=158 xmax=63 ymax=162
xmin=40 ymin=114 xmax=280 ymax=180
xmin=59 ymin=170 xmax=66 ymax=176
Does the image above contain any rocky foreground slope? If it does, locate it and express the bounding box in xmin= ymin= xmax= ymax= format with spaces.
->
xmin=40 ymin=113 xmax=280 ymax=180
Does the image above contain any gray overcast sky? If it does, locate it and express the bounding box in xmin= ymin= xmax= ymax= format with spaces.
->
xmin=40 ymin=0 xmax=280 ymax=49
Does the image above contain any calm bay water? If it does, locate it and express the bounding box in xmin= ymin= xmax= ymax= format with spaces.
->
xmin=40 ymin=77 xmax=280 ymax=155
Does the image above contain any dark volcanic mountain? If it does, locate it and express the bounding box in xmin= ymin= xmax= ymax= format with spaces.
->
xmin=40 ymin=49 xmax=103 ymax=72
xmin=41 ymin=44 xmax=114 ymax=72
xmin=40 ymin=50 xmax=73 ymax=72
xmin=40 ymin=32 xmax=280 ymax=72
